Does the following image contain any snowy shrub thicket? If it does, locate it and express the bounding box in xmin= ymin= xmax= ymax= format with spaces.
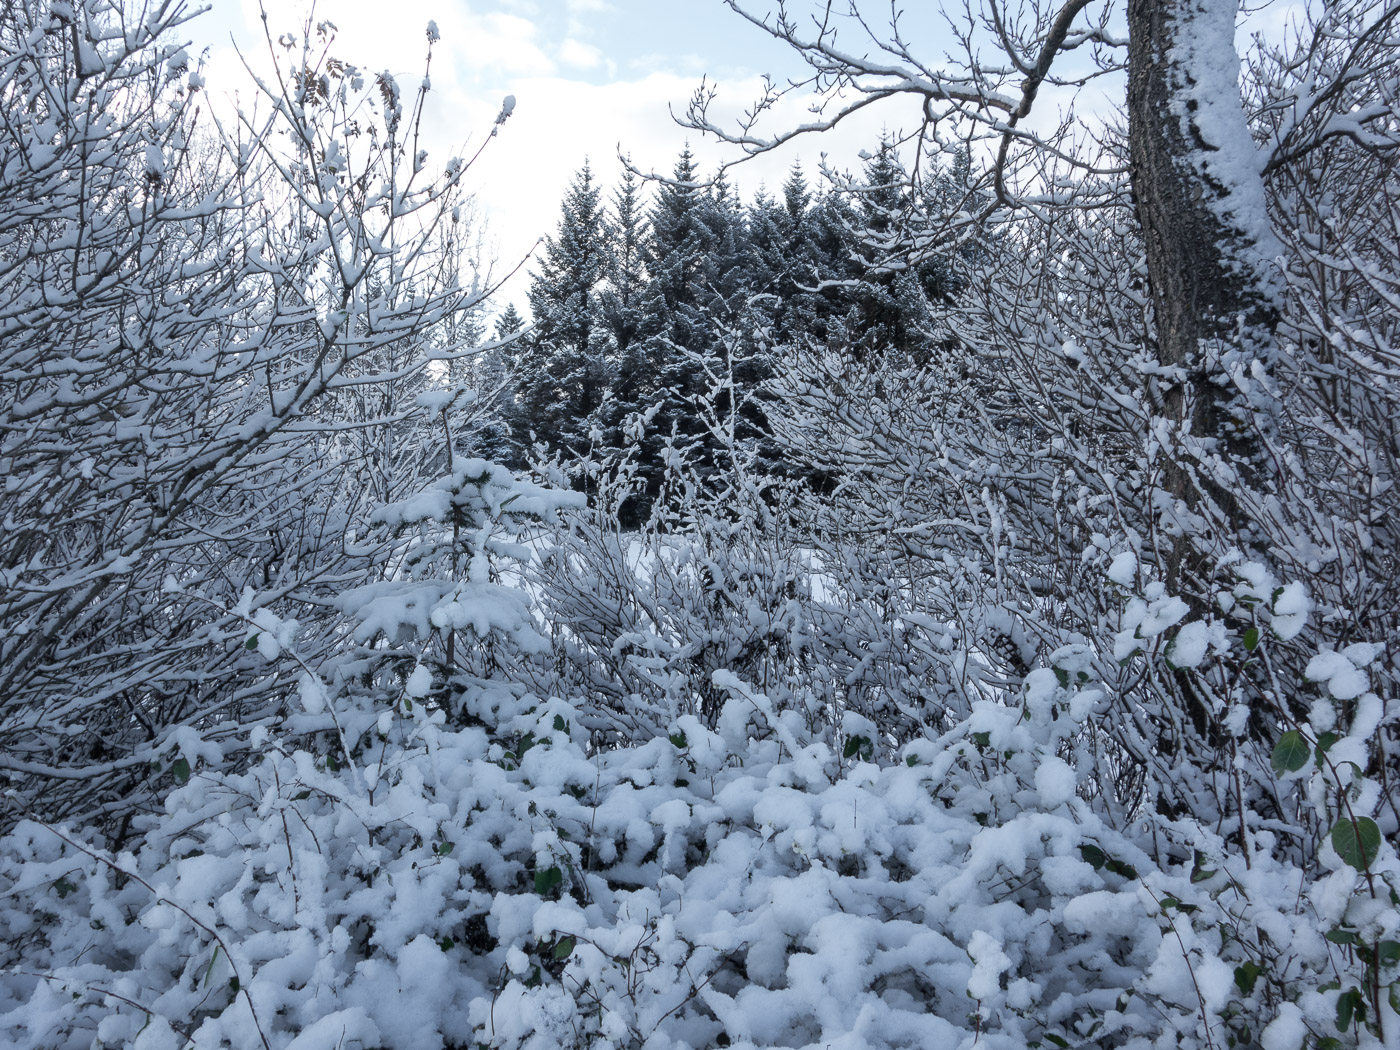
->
xmin=3 ymin=482 xmax=1397 ymax=1049
xmin=0 ymin=0 xmax=504 ymax=827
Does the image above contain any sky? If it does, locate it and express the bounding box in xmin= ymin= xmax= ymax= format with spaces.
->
xmin=184 ymin=0 xmax=939 ymax=308
xmin=183 ymin=0 xmax=1304 ymax=311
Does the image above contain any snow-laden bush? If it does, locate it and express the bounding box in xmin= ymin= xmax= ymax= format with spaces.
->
xmin=0 ymin=0 xmax=503 ymax=831
xmin=4 ymin=554 xmax=1395 ymax=1049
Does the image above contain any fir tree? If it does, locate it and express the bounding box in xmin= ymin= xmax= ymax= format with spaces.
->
xmin=598 ymin=164 xmax=652 ymax=450
xmin=837 ymin=137 xmax=947 ymax=360
xmin=635 ymin=147 xmax=719 ymax=466
xmin=460 ymin=303 xmax=523 ymax=464
xmin=747 ymin=162 xmax=826 ymax=345
xmin=511 ymin=162 xmax=612 ymax=462
xmin=601 ymin=165 xmax=648 ymax=370
xmin=493 ymin=302 xmax=525 ymax=341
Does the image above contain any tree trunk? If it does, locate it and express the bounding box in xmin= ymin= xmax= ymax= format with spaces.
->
xmin=1126 ymin=0 xmax=1282 ymax=582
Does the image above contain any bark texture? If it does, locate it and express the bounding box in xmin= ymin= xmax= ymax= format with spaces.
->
xmin=1126 ymin=0 xmax=1280 ymax=575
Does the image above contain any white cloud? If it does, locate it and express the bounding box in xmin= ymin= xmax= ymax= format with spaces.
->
xmin=558 ymin=37 xmax=605 ymax=71
xmin=461 ymin=12 xmax=557 ymax=77
xmin=625 ymin=51 xmax=708 ymax=77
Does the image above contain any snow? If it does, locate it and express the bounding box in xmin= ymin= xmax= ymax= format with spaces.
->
xmin=1168 ymin=0 xmax=1283 ymax=288
xmin=1260 ymin=1002 xmax=1307 ymax=1050
xmin=1 ymin=4 xmax=1395 ymax=1048
xmin=1114 ymin=589 xmax=1189 ymax=660
xmin=405 ymin=664 xmax=434 ymax=698
xmin=965 ymin=929 xmax=1011 ymax=1001
xmin=1107 ymin=550 xmax=1137 ymax=586
xmin=1270 ymin=582 xmax=1310 ymax=641
xmin=1305 ymin=649 xmax=1352 ymax=682
xmin=1350 ymin=692 xmax=1383 ymax=741
xmin=18 ymin=658 xmax=1305 ymax=1050
xmin=1168 ymin=620 xmax=1210 ymax=668
xmin=299 ymin=673 xmax=327 ymax=715
xmin=1325 ymin=666 xmax=1368 ymax=701
xmin=1306 ymin=648 xmax=1369 ymax=699
xmin=1034 ymin=756 xmax=1077 ymax=809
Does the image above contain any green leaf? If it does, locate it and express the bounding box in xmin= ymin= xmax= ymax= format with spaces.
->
xmin=1377 ymin=941 xmax=1400 ymax=968
xmin=905 ymin=754 xmax=919 ymax=767
xmin=533 ymin=865 xmax=563 ymax=896
xmin=203 ymin=946 xmax=221 ymax=987
xmin=228 ymin=977 xmax=240 ymax=994
xmin=1335 ymin=986 xmax=1363 ymax=1032
xmin=669 ymin=732 xmax=688 ymax=749
xmin=1079 ymin=844 xmax=1107 ymax=870
xmin=1271 ymin=730 xmax=1310 ymax=777
xmin=1053 ymin=667 xmax=1069 ymax=688
xmin=245 ymin=634 xmax=260 ymax=651
xmin=552 ymin=936 xmax=575 ymax=960
xmin=439 ymin=936 xmax=455 ymax=952
xmin=436 ymin=841 xmax=454 ymax=856
xmin=553 ymin=715 xmax=568 ymax=733
xmin=843 ymin=735 xmax=872 ymax=760
xmin=1104 ymin=858 xmax=1139 ymax=880
xmin=1315 ymin=731 xmax=1340 ymax=768
xmin=972 ymin=731 xmax=992 ymax=750
xmin=1326 ymin=928 xmax=1357 ymax=945
xmin=1191 ymin=850 xmax=1217 ymax=884
xmin=1234 ymin=960 xmax=1262 ymax=996
xmin=1157 ymin=895 xmax=1199 ymax=915
xmin=1331 ymin=817 xmax=1382 ymax=870
xmin=1243 ymin=627 xmax=1261 ymax=652
xmin=171 ymin=757 xmax=191 ymax=784
xmin=53 ymin=876 xmax=78 ymax=899
xmin=1044 ymin=1036 xmax=1070 ymax=1048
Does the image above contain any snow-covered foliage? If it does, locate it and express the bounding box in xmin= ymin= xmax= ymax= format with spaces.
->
xmin=3 ymin=556 xmax=1396 ymax=1049
xmin=0 ymin=0 xmax=494 ymax=827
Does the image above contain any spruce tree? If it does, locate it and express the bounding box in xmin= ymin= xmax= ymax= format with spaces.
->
xmin=601 ymin=165 xmax=648 ymax=372
xmin=633 ymin=147 xmax=719 ymax=490
xmin=494 ymin=302 xmax=525 ymax=341
xmin=807 ymin=136 xmax=956 ymax=362
xmin=511 ymin=162 xmax=611 ymax=462
xmin=747 ymin=162 xmax=825 ymax=345
xmin=597 ymin=165 xmax=652 ymax=451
